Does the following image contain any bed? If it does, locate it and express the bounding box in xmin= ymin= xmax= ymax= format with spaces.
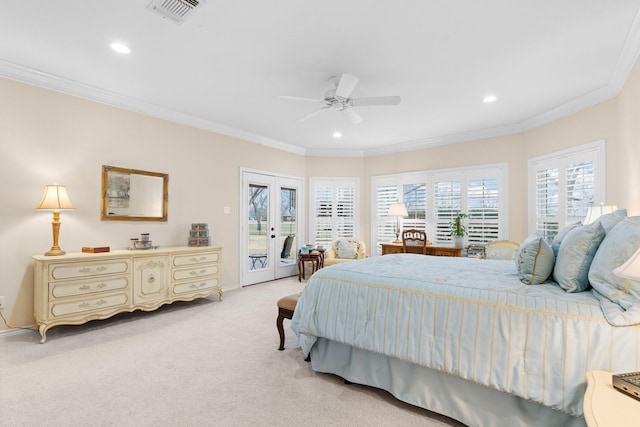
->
xmin=291 ymin=220 xmax=640 ymax=427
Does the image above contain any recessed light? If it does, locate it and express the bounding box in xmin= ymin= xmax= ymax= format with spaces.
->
xmin=110 ymin=42 xmax=131 ymax=54
xmin=483 ymin=95 xmax=497 ymax=103
xmin=333 ymin=131 xmax=342 ymax=139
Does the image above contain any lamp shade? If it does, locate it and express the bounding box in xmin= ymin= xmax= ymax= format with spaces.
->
xmin=613 ymin=247 xmax=640 ymax=281
xmin=387 ymin=202 xmax=408 ymax=217
xmin=35 ymin=184 xmax=75 ymax=211
xmin=584 ymin=204 xmax=617 ymax=224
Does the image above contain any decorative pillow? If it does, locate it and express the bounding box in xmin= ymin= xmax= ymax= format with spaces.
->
xmin=553 ymin=221 xmax=605 ymax=292
xmin=550 ymin=221 xmax=582 ymax=257
xmin=515 ymin=235 xmax=555 ymax=285
xmin=589 ymin=217 xmax=640 ymax=316
xmin=596 ymin=209 xmax=627 ymax=234
xmin=336 ymin=240 xmax=358 ymax=259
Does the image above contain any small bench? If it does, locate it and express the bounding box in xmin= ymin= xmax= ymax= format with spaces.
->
xmin=276 ymin=293 xmax=300 ymax=350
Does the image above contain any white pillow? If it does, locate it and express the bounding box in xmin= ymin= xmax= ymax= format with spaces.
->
xmin=337 ymin=240 xmax=358 ymax=259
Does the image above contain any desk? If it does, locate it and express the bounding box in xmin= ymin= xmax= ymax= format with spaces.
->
xmin=297 ymin=250 xmax=323 ymax=282
xmin=584 ymin=370 xmax=640 ymax=427
xmin=380 ymin=242 xmax=463 ymax=257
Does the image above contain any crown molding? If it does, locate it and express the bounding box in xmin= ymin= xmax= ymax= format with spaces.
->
xmin=0 ymin=59 xmax=307 ymax=157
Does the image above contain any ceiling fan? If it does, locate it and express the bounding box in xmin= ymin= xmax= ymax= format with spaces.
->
xmin=279 ymin=74 xmax=401 ymax=124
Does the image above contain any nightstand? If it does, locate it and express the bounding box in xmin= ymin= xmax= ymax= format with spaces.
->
xmin=584 ymin=370 xmax=640 ymax=427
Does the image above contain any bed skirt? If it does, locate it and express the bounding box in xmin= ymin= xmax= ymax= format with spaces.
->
xmin=310 ymin=338 xmax=586 ymax=427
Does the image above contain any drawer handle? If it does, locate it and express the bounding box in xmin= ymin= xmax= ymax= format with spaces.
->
xmin=78 ymin=299 xmax=107 ymax=309
xmin=188 ymin=256 xmax=208 ymax=262
xmin=148 ymin=274 xmax=156 ymax=284
xmin=189 ymin=269 xmax=207 ymax=276
xmin=79 ymin=282 xmax=108 ymax=291
xmin=78 ymin=266 xmax=107 ymax=274
xmin=189 ymin=282 xmax=208 ymax=289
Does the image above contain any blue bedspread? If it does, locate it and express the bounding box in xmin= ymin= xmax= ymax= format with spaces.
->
xmin=291 ymin=254 xmax=640 ymax=416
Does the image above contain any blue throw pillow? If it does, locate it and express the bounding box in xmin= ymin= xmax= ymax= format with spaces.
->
xmin=550 ymin=221 xmax=582 ymax=257
xmin=553 ymin=221 xmax=605 ymax=292
xmin=515 ymin=235 xmax=555 ymax=285
xmin=589 ymin=217 xmax=640 ymax=311
xmin=596 ymin=209 xmax=627 ymax=234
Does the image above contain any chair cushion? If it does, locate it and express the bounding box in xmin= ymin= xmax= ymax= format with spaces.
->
xmin=337 ymin=240 xmax=358 ymax=259
xmin=277 ymin=293 xmax=300 ymax=311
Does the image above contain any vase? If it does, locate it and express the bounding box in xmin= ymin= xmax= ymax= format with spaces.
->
xmin=452 ymin=236 xmax=464 ymax=248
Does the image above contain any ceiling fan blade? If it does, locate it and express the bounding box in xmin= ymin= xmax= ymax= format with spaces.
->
xmin=279 ymin=95 xmax=324 ymax=103
xmin=344 ymin=108 xmax=364 ymax=124
xmin=335 ymin=74 xmax=359 ymax=99
xmin=349 ymin=96 xmax=402 ymax=107
xmin=297 ymin=107 xmax=329 ymax=122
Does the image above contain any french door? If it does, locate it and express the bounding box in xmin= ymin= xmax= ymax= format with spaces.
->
xmin=240 ymin=170 xmax=303 ymax=286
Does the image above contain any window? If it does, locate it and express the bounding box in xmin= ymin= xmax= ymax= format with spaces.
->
xmin=528 ymin=140 xmax=605 ymax=241
xmin=371 ymin=165 xmax=506 ymax=255
xmin=309 ymin=177 xmax=359 ymax=247
xmin=371 ymin=172 xmax=428 ymax=255
xmin=431 ymin=167 xmax=505 ymax=245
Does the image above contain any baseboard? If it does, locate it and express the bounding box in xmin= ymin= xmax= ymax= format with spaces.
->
xmin=0 ymin=327 xmax=34 ymax=339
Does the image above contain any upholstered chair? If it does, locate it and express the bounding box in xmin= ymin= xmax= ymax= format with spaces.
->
xmin=323 ymin=238 xmax=366 ymax=267
xmin=484 ymin=240 xmax=520 ymax=260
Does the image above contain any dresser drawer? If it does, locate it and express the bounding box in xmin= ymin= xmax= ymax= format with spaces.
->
xmin=172 ymin=264 xmax=219 ymax=281
xmin=50 ymin=292 xmax=129 ymax=318
xmin=173 ymin=251 xmax=219 ymax=267
xmin=173 ymin=277 xmax=220 ymax=296
xmin=49 ymin=259 xmax=130 ymax=281
xmin=50 ymin=276 xmax=130 ymax=300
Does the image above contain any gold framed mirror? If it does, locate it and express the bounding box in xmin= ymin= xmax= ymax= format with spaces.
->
xmin=101 ymin=165 xmax=168 ymax=221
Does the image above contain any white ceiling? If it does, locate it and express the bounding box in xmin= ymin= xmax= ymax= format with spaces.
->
xmin=2 ymin=0 xmax=640 ymax=157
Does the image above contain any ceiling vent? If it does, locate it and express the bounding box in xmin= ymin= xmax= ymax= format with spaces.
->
xmin=147 ymin=0 xmax=206 ymax=24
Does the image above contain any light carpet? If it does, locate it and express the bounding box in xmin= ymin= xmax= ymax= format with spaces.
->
xmin=0 ymin=276 xmax=464 ymax=426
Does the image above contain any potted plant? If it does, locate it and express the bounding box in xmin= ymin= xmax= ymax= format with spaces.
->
xmin=450 ymin=212 xmax=468 ymax=247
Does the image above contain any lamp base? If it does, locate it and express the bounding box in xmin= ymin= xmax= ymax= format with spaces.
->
xmin=44 ymin=247 xmax=66 ymax=256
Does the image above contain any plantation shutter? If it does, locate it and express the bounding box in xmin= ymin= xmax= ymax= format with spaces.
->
xmin=434 ymin=180 xmax=461 ymax=243
xmin=565 ymin=161 xmax=594 ymax=223
xmin=529 ymin=140 xmax=604 ymax=242
xmin=535 ymin=167 xmax=559 ymax=241
xmin=403 ymin=183 xmax=427 ymax=231
xmin=313 ymin=185 xmax=334 ymax=247
xmin=467 ymin=178 xmax=500 ymax=244
xmin=310 ymin=178 xmax=359 ymax=247
xmin=376 ymin=185 xmax=398 ymax=251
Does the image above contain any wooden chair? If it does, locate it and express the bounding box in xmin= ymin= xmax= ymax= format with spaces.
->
xmin=276 ymin=293 xmax=300 ymax=350
xmin=402 ymin=229 xmax=428 ymax=254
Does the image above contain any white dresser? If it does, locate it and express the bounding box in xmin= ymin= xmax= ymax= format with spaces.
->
xmin=33 ymin=246 xmax=222 ymax=343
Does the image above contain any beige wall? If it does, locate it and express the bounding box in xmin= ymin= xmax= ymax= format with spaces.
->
xmin=0 ymin=77 xmax=306 ymax=331
xmin=1 ymin=58 xmax=639 ymax=331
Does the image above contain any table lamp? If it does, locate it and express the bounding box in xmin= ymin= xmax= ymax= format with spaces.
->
xmin=35 ymin=184 xmax=75 ymax=256
xmin=387 ymin=202 xmax=408 ymax=243
xmin=584 ymin=203 xmax=617 ymax=224
xmin=613 ymin=247 xmax=640 ymax=281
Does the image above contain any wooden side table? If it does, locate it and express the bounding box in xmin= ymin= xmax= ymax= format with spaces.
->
xmin=584 ymin=370 xmax=640 ymax=427
xmin=297 ymin=250 xmax=323 ymax=282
